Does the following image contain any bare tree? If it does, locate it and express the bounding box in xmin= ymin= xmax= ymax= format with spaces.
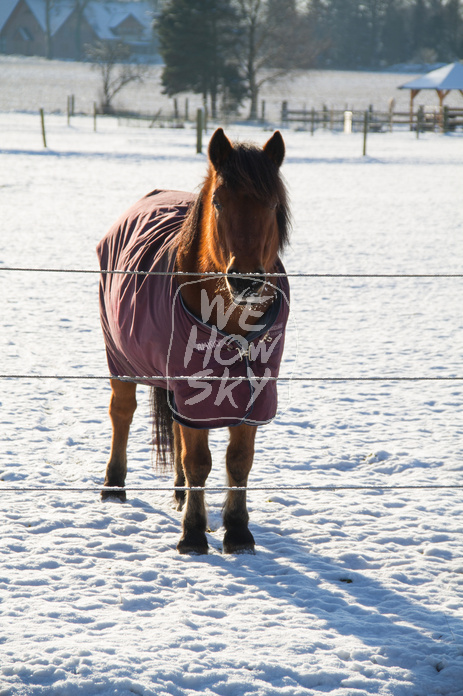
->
xmin=72 ymin=0 xmax=93 ymax=60
xmin=234 ymin=0 xmax=325 ymax=119
xmin=86 ymin=41 xmax=147 ymax=113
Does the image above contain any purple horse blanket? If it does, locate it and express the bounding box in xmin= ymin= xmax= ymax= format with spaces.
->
xmin=97 ymin=190 xmax=290 ymax=429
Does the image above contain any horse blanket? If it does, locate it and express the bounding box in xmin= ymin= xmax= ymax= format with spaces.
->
xmin=97 ymin=190 xmax=290 ymax=429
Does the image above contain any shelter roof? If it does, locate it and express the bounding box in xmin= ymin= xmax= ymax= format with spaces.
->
xmin=399 ymin=62 xmax=463 ymax=91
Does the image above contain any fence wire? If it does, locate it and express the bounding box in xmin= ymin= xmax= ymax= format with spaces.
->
xmin=1 ymin=264 xmax=461 ymax=496
xmin=2 ymin=485 xmax=463 ymax=494
xmin=1 ymin=374 xmax=463 ymax=382
xmin=1 ymin=266 xmax=463 ymax=278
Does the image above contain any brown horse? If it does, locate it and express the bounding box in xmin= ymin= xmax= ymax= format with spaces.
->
xmin=97 ymin=128 xmax=290 ymax=554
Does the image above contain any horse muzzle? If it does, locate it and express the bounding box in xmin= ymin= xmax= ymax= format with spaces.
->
xmin=227 ymin=267 xmax=266 ymax=304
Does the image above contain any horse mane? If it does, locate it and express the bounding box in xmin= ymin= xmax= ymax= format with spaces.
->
xmin=176 ymin=141 xmax=290 ymax=264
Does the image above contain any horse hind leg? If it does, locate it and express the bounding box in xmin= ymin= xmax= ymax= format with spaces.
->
xmin=101 ymin=379 xmax=137 ymax=502
xmin=172 ymin=422 xmax=185 ymax=511
xmin=223 ymin=424 xmax=257 ymax=554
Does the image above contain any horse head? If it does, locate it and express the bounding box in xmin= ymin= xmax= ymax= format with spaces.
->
xmin=206 ymin=128 xmax=289 ymax=306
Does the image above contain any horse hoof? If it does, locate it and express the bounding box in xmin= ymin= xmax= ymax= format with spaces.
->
xmin=223 ymin=528 xmax=255 ymax=554
xmin=177 ymin=531 xmax=208 ymax=555
xmin=101 ymin=488 xmax=126 ymax=503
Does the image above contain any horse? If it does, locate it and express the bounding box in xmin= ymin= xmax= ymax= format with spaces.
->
xmin=97 ymin=128 xmax=290 ymax=554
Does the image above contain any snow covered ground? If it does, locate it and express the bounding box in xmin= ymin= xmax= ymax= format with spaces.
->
xmin=1 ymin=112 xmax=463 ymax=695
xmin=3 ymin=54 xmax=463 ymax=120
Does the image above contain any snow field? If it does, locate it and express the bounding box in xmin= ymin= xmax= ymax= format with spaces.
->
xmin=1 ymin=112 xmax=463 ymax=695
xmin=3 ymin=55 xmax=463 ymax=119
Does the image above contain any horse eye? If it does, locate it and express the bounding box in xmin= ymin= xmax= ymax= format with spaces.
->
xmin=213 ymin=199 xmax=223 ymax=212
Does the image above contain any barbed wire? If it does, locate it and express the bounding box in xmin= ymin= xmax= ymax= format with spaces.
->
xmin=1 ymin=266 xmax=461 ymax=497
xmin=1 ymin=484 xmax=462 ymax=493
xmin=0 ymin=374 xmax=462 ymax=382
xmin=1 ymin=266 xmax=463 ymax=278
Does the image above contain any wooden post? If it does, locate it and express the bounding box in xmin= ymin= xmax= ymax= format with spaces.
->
xmin=261 ymin=100 xmax=266 ymax=124
xmin=67 ymin=96 xmax=71 ymax=126
xmin=323 ymin=104 xmax=328 ymax=129
xmin=174 ymin=98 xmax=179 ymax=120
xmin=410 ymin=89 xmax=419 ymax=130
xmin=40 ymin=108 xmax=47 ymax=148
xmin=362 ymin=110 xmax=368 ymax=156
xmin=93 ymin=102 xmax=97 ymax=132
xmin=281 ymin=101 xmax=288 ymax=125
xmin=311 ymin=107 xmax=315 ymax=136
xmin=185 ymin=98 xmax=189 ymax=122
xmin=417 ymin=105 xmax=423 ymax=139
xmin=388 ymin=97 xmax=395 ymax=133
xmin=196 ymin=108 xmax=203 ymax=154
xmin=443 ymin=105 xmax=449 ymax=133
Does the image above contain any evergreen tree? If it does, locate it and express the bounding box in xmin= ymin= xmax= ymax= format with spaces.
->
xmin=444 ymin=0 xmax=463 ymax=58
xmin=157 ymin=0 xmax=244 ymax=118
xmin=381 ymin=0 xmax=409 ymax=65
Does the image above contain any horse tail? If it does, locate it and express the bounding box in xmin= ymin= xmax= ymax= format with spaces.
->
xmin=150 ymin=387 xmax=174 ymax=470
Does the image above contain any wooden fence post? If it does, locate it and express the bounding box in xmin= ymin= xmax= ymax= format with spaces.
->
xmin=93 ymin=102 xmax=97 ymax=132
xmin=311 ymin=107 xmax=315 ymax=136
xmin=443 ymin=106 xmax=449 ymax=133
xmin=67 ymin=96 xmax=71 ymax=126
xmin=323 ymin=105 xmax=328 ymax=129
xmin=261 ymin=100 xmax=266 ymax=124
xmin=417 ymin=105 xmax=423 ymax=139
xmin=281 ymin=101 xmax=288 ymax=125
xmin=185 ymin=98 xmax=189 ymax=122
xmin=196 ymin=108 xmax=203 ymax=154
xmin=40 ymin=108 xmax=47 ymax=148
xmin=362 ymin=110 xmax=368 ymax=156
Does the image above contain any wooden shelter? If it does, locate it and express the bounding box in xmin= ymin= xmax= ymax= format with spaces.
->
xmin=399 ymin=62 xmax=463 ymax=127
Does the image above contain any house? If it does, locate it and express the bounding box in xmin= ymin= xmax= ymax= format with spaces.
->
xmin=0 ymin=0 xmax=159 ymax=61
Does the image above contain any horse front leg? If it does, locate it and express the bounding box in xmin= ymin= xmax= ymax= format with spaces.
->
xmin=176 ymin=425 xmax=212 ymax=554
xmin=223 ymin=424 xmax=257 ymax=554
xmin=101 ymin=379 xmax=137 ymax=502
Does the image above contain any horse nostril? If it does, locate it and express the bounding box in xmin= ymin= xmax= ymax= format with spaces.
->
xmin=227 ymin=267 xmax=265 ymax=298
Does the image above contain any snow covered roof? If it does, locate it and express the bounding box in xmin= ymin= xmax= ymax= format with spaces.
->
xmin=0 ymin=0 xmax=74 ymax=35
xmin=399 ymin=62 xmax=463 ymax=91
xmin=0 ymin=0 xmax=154 ymax=40
xmin=0 ymin=0 xmax=18 ymax=33
xmin=83 ymin=2 xmax=154 ymax=42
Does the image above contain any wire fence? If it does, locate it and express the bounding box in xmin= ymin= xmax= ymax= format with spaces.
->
xmin=1 ymin=264 xmax=462 ymax=495
xmin=2 ymin=266 xmax=463 ymax=278
xmin=2 ymin=485 xmax=463 ymax=493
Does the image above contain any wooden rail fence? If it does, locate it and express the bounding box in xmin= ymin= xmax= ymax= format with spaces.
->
xmin=280 ymin=102 xmax=463 ymax=133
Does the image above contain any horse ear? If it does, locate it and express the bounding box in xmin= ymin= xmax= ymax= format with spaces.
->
xmin=263 ymin=131 xmax=285 ymax=168
xmin=208 ymin=128 xmax=233 ymax=171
